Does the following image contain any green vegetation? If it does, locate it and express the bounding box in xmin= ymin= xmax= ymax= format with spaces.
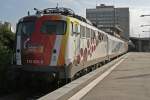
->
xmin=0 ymin=24 xmax=15 ymax=92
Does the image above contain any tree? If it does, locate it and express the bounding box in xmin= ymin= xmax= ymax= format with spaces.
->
xmin=0 ymin=25 xmax=15 ymax=50
xmin=0 ymin=24 xmax=15 ymax=91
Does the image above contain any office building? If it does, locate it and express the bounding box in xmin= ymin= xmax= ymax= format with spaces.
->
xmin=86 ymin=4 xmax=129 ymax=39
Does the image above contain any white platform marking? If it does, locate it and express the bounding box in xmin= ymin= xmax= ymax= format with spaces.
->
xmin=68 ymin=58 xmax=125 ymax=100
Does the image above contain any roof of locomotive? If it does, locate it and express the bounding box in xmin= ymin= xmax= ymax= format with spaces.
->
xmin=24 ymin=7 xmax=93 ymax=25
xmin=18 ymin=7 xmax=126 ymax=43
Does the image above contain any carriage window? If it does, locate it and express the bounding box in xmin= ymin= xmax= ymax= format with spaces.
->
xmin=91 ymin=30 xmax=96 ymax=38
xmin=103 ymin=35 xmax=105 ymax=41
xmin=98 ymin=32 xmax=101 ymax=41
xmin=101 ymin=34 xmax=104 ymax=41
xmin=71 ymin=22 xmax=73 ymax=35
xmin=93 ymin=30 xmax=95 ymax=38
xmin=104 ymin=35 xmax=107 ymax=41
xmin=72 ymin=23 xmax=79 ymax=34
xmin=91 ymin=30 xmax=93 ymax=38
xmin=41 ymin=20 xmax=66 ymax=35
xmin=75 ymin=24 xmax=78 ymax=33
xmin=86 ymin=27 xmax=90 ymax=38
xmin=80 ymin=25 xmax=85 ymax=37
xmin=103 ymin=34 xmax=105 ymax=41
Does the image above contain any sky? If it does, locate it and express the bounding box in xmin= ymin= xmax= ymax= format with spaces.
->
xmin=1 ymin=0 xmax=150 ymax=37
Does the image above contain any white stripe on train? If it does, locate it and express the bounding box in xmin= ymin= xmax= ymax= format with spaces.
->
xmin=16 ymin=36 xmax=22 ymax=65
xmin=50 ymin=35 xmax=63 ymax=66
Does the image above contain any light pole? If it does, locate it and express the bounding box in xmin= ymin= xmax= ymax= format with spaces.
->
xmin=112 ymin=0 xmax=116 ymax=35
xmin=142 ymin=31 xmax=150 ymax=32
xmin=142 ymin=30 xmax=150 ymax=52
xmin=141 ymin=24 xmax=150 ymax=52
xmin=140 ymin=15 xmax=150 ymax=17
xmin=113 ymin=7 xmax=116 ymax=35
xmin=141 ymin=25 xmax=150 ymax=27
xmin=140 ymin=15 xmax=150 ymax=52
xmin=138 ymin=34 xmax=141 ymax=52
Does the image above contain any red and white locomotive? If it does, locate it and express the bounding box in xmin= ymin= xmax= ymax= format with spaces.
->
xmin=13 ymin=7 xmax=128 ymax=82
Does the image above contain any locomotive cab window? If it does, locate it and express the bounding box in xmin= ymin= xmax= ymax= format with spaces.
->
xmin=41 ymin=20 xmax=66 ymax=35
xmin=17 ymin=21 xmax=35 ymax=36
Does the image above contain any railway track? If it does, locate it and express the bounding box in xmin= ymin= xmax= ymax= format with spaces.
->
xmin=0 ymin=55 xmax=121 ymax=100
xmin=0 ymin=65 xmax=102 ymax=100
xmin=0 ymin=81 xmax=58 ymax=100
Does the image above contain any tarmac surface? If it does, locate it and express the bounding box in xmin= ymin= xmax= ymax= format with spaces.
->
xmin=81 ymin=52 xmax=150 ymax=100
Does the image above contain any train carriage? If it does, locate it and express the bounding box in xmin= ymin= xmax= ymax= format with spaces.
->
xmin=13 ymin=7 xmax=128 ymax=83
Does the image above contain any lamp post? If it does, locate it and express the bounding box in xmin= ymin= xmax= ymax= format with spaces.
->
xmin=112 ymin=0 xmax=116 ymax=35
xmin=141 ymin=25 xmax=150 ymax=27
xmin=142 ymin=30 xmax=150 ymax=52
xmin=141 ymin=24 xmax=150 ymax=52
xmin=140 ymin=15 xmax=150 ymax=52
xmin=140 ymin=15 xmax=150 ymax=17
xmin=142 ymin=31 xmax=150 ymax=32
xmin=138 ymin=34 xmax=141 ymax=52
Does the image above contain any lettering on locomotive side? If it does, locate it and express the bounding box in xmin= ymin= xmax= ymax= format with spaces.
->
xmin=26 ymin=60 xmax=43 ymax=64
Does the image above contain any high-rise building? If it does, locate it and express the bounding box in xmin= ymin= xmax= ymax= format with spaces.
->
xmin=86 ymin=4 xmax=129 ymax=40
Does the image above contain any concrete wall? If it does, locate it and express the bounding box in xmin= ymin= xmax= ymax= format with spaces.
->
xmin=130 ymin=37 xmax=150 ymax=52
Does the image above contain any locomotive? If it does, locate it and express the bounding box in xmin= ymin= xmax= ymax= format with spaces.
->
xmin=13 ymin=7 xmax=128 ymax=83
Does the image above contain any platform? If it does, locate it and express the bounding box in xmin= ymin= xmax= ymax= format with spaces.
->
xmin=80 ymin=52 xmax=150 ymax=100
xmin=39 ymin=53 xmax=150 ymax=100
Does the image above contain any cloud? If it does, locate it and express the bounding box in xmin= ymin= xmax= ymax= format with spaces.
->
xmin=62 ymin=0 xmax=75 ymax=3
xmin=44 ymin=0 xmax=150 ymax=37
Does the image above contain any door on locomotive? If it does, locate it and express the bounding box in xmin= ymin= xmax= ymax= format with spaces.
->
xmin=16 ymin=16 xmax=67 ymax=67
xmin=16 ymin=18 xmax=36 ymax=65
xmin=71 ymin=22 xmax=81 ymax=64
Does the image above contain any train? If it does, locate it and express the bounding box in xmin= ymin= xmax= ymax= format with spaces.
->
xmin=13 ymin=7 xmax=128 ymax=83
